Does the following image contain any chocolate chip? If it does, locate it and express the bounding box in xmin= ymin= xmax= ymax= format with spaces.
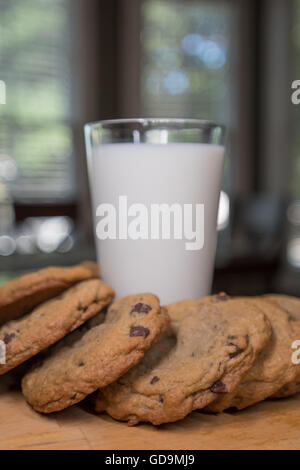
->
xmin=78 ymin=303 xmax=88 ymax=312
xmin=3 ymin=333 xmax=15 ymax=344
xmin=78 ymin=361 xmax=85 ymax=367
xmin=130 ymin=303 xmax=152 ymax=314
xmin=210 ymin=380 xmax=227 ymax=394
xmin=159 ymin=395 xmax=164 ymax=403
xmin=228 ymin=335 xmax=237 ymax=340
xmin=150 ymin=376 xmax=160 ymax=385
xmin=214 ymin=292 xmax=230 ymax=302
xmin=129 ymin=325 xmax=150 ymax=338
xmin=228 ymin=343 xmax=243 ymax=358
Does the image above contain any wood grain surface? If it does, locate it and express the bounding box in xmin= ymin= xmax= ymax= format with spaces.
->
xmin=0 ymin=372 xmax=300 ymax=450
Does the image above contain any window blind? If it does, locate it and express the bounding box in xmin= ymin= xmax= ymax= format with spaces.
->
xmin=0 ymin=0 xmax=74 ymax=202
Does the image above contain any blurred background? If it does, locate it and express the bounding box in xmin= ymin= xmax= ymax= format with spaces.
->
xmin=0 ymin=0 xmax=299 ymax=296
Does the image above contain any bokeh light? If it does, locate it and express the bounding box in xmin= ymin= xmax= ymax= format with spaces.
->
xmin=163 ymin=71 xmax=189 ymax=95
xmin=153 ymin=47 xmax=180 ymax=68
xmin=201 ymin=40 xmax=226 ymax=69
xmin=181 ymin=33 xmax=205 ymax=56
xmin=0 ymin=235 xmax=16 ymax=256
xmin=181 ymin=34 xmax=226 ymax=69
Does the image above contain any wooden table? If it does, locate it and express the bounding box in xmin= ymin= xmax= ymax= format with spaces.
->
xmin=1 ymin=373 xmax=300 ymax=450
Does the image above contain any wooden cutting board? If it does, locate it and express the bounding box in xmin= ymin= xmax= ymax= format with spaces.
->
xmin=0 ymin=373 xmax=300 ymax=450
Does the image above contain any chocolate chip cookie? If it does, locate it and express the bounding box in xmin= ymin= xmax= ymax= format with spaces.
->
xmin=95 ymin=296 xmax=271 ymax=425
xmin=265 ymin=295 xmax=300 ymax=398
xmin=205 ymin=296 xmax=300 ymax=412
xmin=263 ymin=294 xmax=300 ymax=321
xmin=272 ymin=381 xmax=300 ymax=398
xmin=0 ymin=261 xmax=99 ymax=326
xmin=0 ymin=279 xmax=114 ymax=374
xmin=21 ymin=294 xmax=169 ymax=413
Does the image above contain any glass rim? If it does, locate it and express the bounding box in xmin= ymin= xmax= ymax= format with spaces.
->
xmin=84 ymin=117 xmax=224 ymax=130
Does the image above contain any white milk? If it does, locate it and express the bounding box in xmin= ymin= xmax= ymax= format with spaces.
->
xmin=89 ymin=143 xmax=224 ymax=304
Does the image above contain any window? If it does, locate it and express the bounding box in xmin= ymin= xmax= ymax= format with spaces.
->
xmin=140 ymin=0 xmax=232 ymax=125
xmin=287 ymin=0 xmax=300 ymax=269
xmin=0 ymin=0 xmax=74 ymax=203
xmin=292 ymin=0 xmax=300 ymax=197
xmin=140 ymin=0 xmax=233 ymax=232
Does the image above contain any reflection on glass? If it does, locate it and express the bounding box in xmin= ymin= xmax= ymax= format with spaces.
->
xmin=217 ymin=190 xmax=230 ymax=230
xmin=287 ymin=237 xmax=300 ymax=269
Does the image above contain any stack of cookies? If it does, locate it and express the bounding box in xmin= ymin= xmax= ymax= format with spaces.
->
xmin=0 ymin=264 xmax=299 ymax=426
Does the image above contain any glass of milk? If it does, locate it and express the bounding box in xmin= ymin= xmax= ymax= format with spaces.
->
xmin=85 ymin=118 xmax=225 ymax=304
